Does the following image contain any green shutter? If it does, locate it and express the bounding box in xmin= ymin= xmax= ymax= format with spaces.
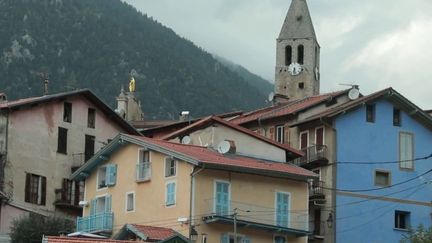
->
xmin=90 ymin=199 xmax=96 ymax=215
xmin=105 ymin=195 xmax=112 ymax=212
xmin=106 ymin=164 xmax=117 ymax=186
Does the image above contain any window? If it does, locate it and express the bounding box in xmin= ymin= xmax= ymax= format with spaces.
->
xmin=165 ymin=182 xmax=176 ymax=206
xmin=25 ymin=173 xmax=46 ymax=205
xmin=59 ymin=179 xmax=84 ymax=205
xmin=63 ymin=102 xmax=72 ymax=122
xmin=90 ymin=195 xmax=112 ymax=215
xmin=84 ymin=135 xmax=95 ymax=162
xmin=165 ymin=157 xmax=176 ymax=177
xmin=126 ymin=192 xmax=135 ymax=212
xmin=137 ymin=149 xmax=151 ymax=181
xmin=88 ymin=108 xmax=96 ymax=128
xmin=315 ymin=127 xmax=324 ymax=146
xmin=297 ymin=45 xmax=304 ymax=64
xmin=215 ymin=181 xmax=230 ymax=216
xmin=399 ymin=132 xmax=414 ymax=170
xmin=274 ymin=236 xmax=287 ymax=243
xmin=366 ymin=104 xmax=375 ymax=123
xmin=393 ymin=108 xmax=401 ymax=126
xmin=276 ymin=192 xmax=290 ymax=227
xmin=298 ymin=82 xmax=304 ymax=89
xmin=276 ymin=125 xmax=284 ymax=144
xmin=57 ymin=127 xmax=68 ymax=154
xmin=97 ymin=164 xmax=117 ymax=189
xmin=375 ymin=170 xmax=390 ymax=186
xmin=202 ymin=234 xmax=207 ymax=243
xmin=285 ymin=45 xmax=292 ymax=65
xmin=299 ymin=131 xmax=309 ymax=150
xmin=395 ymin=211 xmax=410 ymax=230
xmin=221 ymin=234 xmax=250 ymax=243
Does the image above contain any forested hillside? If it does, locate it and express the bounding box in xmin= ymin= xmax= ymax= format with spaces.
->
xmin=0 ymin=0 xmax=272 ymax=119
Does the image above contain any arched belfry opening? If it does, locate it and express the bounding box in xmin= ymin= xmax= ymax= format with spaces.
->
xmin=285 ymin=45 xmax=292 ymax=65
xmin=297 ymin=45 xmax=304 ymax=65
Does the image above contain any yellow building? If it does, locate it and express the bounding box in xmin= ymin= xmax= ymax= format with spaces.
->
xmin=71 ymin=134 xmax=316 ymax=243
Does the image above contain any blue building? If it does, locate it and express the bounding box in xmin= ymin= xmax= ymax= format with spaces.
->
xmin=296 ymin=88 xmax=432 ymax=242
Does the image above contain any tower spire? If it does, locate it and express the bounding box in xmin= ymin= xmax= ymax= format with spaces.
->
xmin=274 ymin=0 xmax=320 ymax=100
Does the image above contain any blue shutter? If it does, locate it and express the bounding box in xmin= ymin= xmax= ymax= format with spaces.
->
xmin=274 ymin=236 xmax=286 ymax=243
xmin=276 ymin=193 xmax=289 ymax=227
xmin=106 ymin=164 xmax=117 ymax=186
xmin=220 ymin=234 xmax=229 ymax=243
xmin=242 ymin=237 xmax=251 ymax=243
xmin=105 ymin=195 xmax=112 ymax=212
xmin=90 ymin=199 xmax=96 ymax=215
xmin=166 ymin=183 xmax=175 ymax=205
xmin=215 ymin=182 xmax=229 ymax=216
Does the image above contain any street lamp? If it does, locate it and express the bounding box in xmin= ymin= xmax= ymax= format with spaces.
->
xmin=190 ymin=226 xmax=198 ymax=242
xmin=326 ymin=212 xmax=333 ymax=228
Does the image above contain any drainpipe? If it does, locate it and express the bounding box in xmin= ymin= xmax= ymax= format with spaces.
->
xmin=189 ymin=166 xmax=204 ymax=239
xmin=320 ymin=117 xmax=337 ymax=243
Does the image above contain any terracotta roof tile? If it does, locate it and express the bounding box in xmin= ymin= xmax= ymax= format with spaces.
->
xmin=44 ymin=236 xmax=132 ymax=243
xmin=129 ymin=135 xmax=316 ymax=178
xmin=131 ymin=224 xmax=177 ymax=240
xmin=231 ymin=89 xmax=350 ymax=125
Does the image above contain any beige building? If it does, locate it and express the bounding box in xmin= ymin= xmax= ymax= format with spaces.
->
xmin=0 ymin=90 xmax=139 ymax=242
xmin=72 ymin=133 xmax=316 ymax=243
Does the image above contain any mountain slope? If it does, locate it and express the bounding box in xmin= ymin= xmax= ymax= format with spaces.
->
xmin=0 ymin=0 xmax=271 ymax=119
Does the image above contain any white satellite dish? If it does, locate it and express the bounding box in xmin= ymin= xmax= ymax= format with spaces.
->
xmin=268 ymin=92 xmax=275 ymax=102
xmin=217 ymin=140 xmax=232 ymax=154
xmin=181 ymin=135 xmax=191 ymax=144
xmin=348 ymin=87 xmax=360 ymax=100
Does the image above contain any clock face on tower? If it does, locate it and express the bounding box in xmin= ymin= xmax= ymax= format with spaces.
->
xmin=288 ymin=63 xmax=302 ymax=76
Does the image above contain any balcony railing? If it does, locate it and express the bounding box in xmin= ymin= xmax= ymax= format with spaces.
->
xmin=136 ymin=162 xmax=151 ymax=181
xmin=202 ymin=198 xmax=309 ymax=232
xmin=293 ymin=145 xmax=329 ymax=168
xmin=54 ymin=188 xmax=79 ymax=207
xmin=76 ymin=212 xmax=113 ymax=233
xmin=310 ymin=180 xmax=325 ymax=199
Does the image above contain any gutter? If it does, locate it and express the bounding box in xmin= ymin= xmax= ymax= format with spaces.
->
xmin=189 ymin=166 xmax=204 ymax=239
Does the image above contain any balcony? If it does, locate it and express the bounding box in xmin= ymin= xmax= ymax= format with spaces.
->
xmin=201 ymin=199 xmax=310 ymax=237
xmin=309 ymin=180 xmax=326 ymax=205
xmin=293 ymin=145 xmax=329 ymax=169
xmin=76 ymin=212 xmax=113 ymax=233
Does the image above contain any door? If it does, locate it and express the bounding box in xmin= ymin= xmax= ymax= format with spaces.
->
xmin=215 ymin=182 xmax=230 ymax=216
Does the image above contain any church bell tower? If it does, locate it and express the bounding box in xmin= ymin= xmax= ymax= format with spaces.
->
xmin=275 ymin=0 xmax=320 ymax=100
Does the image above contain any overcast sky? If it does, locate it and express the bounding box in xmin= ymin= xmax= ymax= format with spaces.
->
xmin=124 ymin=0 xmax=431 ymax=109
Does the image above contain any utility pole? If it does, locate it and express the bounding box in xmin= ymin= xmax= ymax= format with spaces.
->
xmin=233 ymin=208 xmax=238 ymax=243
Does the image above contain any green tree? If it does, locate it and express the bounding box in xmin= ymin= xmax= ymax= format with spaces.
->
xmin=401 ymin=224 xmax=432 ymax=243
xmin=10 ymin=213 xmax=75 ymax=243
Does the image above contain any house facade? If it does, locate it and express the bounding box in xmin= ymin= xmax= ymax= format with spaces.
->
xmin=0 ymin=90 xmax=139 ymax=242
xmin=232 ymin=87 xmax=432 ymax=243
xmin=71 ymin=134 xmax=316 ymax=243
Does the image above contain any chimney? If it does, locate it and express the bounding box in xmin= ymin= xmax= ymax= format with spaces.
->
xmin=0 ymin=93 xmax=7 ymax=104
xmin=179 ymin=111 xmax=190 ymax=122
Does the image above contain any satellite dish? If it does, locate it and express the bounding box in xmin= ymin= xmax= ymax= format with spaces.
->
xmin=181 ymin=135 xmax=191 ymax=144
xmin=348 ymin=87 xmax=360 ymax=100
xmin=268 ymin=92 xmax=275 ymax=102
xmin=217 ymin=140 xmax=232 ymax=154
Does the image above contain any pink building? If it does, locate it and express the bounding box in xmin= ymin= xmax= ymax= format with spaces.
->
xmin=0 ymin=90 xmax=139 ymax=242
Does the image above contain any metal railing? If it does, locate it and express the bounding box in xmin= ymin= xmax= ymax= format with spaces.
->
xmin=204 ymin=198 xmax=309 ymax=231
xmin=136 ymin=162 xmax=151 ymax=181
xmin=293 ymin=145 xmax=328 ymax=166
xmin=310 ymin=180 xmax=325 ymax=197
xmin=76 ymin=212 xmax=113 ymax=233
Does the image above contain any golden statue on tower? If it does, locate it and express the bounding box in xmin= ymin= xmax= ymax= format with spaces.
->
xmin=129 ymin=77 xmax=136 ymax=93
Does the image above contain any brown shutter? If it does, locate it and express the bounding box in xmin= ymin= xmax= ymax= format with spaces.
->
xmin=41 ymin=176 xmax=46 ymax=205
xmin=284 ymin=125 xmax=290 ymax=144
xmin=269 ymin=127 xmax=275 ymax=140
xmin=25 ymin=173 xmax=31 ymax=203
xmin=300 ymin=132 xmax=308 ymax=149
xmin=74 ymin=181 xmax=81 ymax=205
xmin=316 ymin=127 xmax=324 ymax=146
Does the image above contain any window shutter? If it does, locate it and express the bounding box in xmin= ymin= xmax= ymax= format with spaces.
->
xmin=242 ymin=237 xmax=251 ymax=243
xmin=166 ymin=183 xmax=175 ymax=205
xmin=284 ymin=125 xmax=290 ymax=144
xmin=90 ymin=199 xmax=96 ymax=215
xmin=220 ymin=234 xmax=229 ymax=243
xmin=105 ymin=195 xmax=112 ymax=212
xmin=25 ymin=173 xmax=31 ymax=203
xmin=276 ymin=193 xmax=289 ymax=227
xmin=41 ymin=176 xmax=46 ymax=205
xmin=269 ymin=127 xmax=275 ymax=140
xmin=165 ymin=158 xmax=170 ymax=177
xmin=106 ymin=164 xmax=117 ymax=186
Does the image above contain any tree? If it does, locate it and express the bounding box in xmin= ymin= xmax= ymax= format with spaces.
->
xmin=10 ymin=213 xmax=75 ymax=243
xmin=401 ymin=224 xmax=432 ymax=243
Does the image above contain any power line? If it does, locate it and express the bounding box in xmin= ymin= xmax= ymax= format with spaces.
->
xmin=325 ymin=153 xmax=432 ymax=166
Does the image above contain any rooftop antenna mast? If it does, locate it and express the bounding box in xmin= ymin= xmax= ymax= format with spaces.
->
xmin=42 ymin=73 xmax=49 ymax=95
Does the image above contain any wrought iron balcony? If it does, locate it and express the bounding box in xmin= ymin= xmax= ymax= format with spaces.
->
xmin=201 ymin=198 xmax=309 ymax=237
xmin=76 ymin=212 xmax=113 ymax=233
xmin=293 ymin=145 xmax=329 ymax=169
xmin=309 ymin=180 xmax=326 ymax=203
